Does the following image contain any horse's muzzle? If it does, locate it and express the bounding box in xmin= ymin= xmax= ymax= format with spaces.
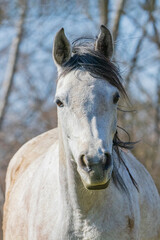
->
xmin=79 ymin=153 xmax=112 ymax=172
xmin=78 ymin=153 xmax=113 ymax=190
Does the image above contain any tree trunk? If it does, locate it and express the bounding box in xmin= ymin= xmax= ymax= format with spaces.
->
xmin=112 ymin=0 xmax=126 ymax=42
xmin=155 ymin=74 xmax=160 ymax=163
xmin=0 ymin=5 xmax=27 ymax=129
xmin=99 ymin=0 xmax=109 ymax=26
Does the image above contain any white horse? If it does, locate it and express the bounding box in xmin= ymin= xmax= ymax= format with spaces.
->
xmin=3 ymin=26 xmax=160 ymax=240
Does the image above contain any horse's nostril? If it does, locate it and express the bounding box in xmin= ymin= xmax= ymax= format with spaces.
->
xmin=79 ymin=155 xmax=92 ymax=172
xmin=80 ymin=155 xmax=87 ymax=168
xmin=104 ymin=153 xmax=112 ymax=170
xmin=79 ymin=153 xmax=112 ymax=172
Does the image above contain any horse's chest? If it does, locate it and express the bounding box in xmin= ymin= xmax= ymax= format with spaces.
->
xmin=57 ymin=211 xmax=136 ymax=240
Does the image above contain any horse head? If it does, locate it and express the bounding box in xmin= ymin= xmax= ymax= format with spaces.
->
xmin=53 ymin=26 xmax=122 ymax=190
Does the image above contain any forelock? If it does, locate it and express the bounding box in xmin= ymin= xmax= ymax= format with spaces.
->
xmin=58 ymin=37 xmax=127 ymax=99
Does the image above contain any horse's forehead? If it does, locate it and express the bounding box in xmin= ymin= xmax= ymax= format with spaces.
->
xmin=57 ymin=71 xmax=115 ymax=97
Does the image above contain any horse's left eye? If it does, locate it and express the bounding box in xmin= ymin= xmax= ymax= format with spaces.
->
xmin=113 ymin=92 xmax=120 ymax=104
xmin=56 ymin=99 xmax=64 ymax=108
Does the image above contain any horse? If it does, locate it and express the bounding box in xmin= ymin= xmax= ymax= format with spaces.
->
xmin=3 ymin=25 xmax=160 ymax=240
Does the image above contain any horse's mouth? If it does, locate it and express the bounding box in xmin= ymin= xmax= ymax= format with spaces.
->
xmin=85 ymin=179 xmax=110 ymax=190
xmin=78 ymin=158 xmax=113 ymax=191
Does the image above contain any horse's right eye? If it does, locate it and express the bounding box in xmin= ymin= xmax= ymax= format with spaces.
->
xmin=56 ymin=99 xmax=64 ymax=108
xmin=113 ymin=92 xmax=120 ymax=104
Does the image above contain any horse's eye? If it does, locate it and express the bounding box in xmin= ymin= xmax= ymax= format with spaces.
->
xmin=56 ymin=99 xmax=64 ymax=108
xmin=113 ymin=92 xmax=120 ymax=104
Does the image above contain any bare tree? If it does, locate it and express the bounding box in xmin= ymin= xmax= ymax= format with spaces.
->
xmin=0 ymin=4 xmax=27 ymax=129
xmin=155 ymin=71 xmax=160 ymax=163
xmin=125 ymin=30 xmax=147 ymax=90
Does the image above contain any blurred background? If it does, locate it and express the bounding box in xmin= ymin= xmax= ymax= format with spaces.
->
xmin=0 ymin=0 xmax=160 ymax=238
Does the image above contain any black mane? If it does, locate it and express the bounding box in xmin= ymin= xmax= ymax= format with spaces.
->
xmin=59 ymin=38 xmax=138 ymax=192
xmin=61 ymin=38 xmax=127 ymax=98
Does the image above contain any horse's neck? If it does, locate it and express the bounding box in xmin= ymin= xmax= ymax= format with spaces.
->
xmin=57 ymin=124 xmax=105 ymax=216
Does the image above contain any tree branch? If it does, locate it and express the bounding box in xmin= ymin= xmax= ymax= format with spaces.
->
xmin=125 ymin=29 xmax=147 ymax=90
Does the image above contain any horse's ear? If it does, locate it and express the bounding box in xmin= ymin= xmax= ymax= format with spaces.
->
xmin=95 ymin=25 xmax=113 ymax=59
xmin=53 ymin=28 xmax=71 ymax=66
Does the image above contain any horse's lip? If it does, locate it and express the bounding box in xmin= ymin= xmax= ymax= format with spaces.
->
xmin=85 ymin=179 xmax=110 ymax=190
